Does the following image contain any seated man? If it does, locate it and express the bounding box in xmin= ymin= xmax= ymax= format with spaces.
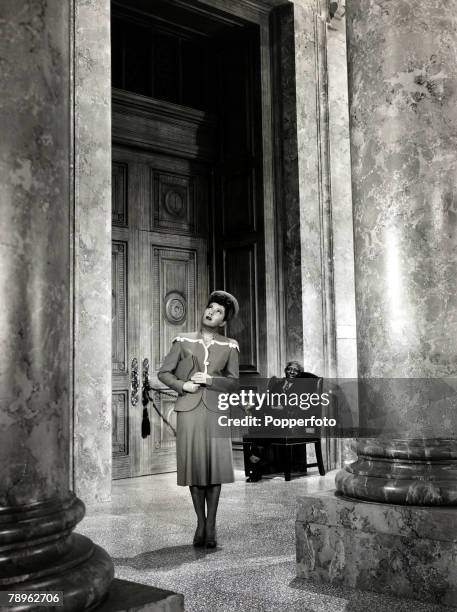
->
xmin=268 ymin=363 xmax=324 ymax=479
xmin=268 ymin=360 xmax=305 ymax=398
xmin=267 ymin=361 xmax=321 ymax=434
xmin=245 ymin=361 xmax=315 ymax=482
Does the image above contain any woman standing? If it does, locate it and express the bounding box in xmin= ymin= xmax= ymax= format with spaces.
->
xmin=158 ymin=290 xmax=239 ymax=548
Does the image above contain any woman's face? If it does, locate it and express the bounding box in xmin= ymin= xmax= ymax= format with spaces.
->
xmin=202 ymin=302 xmax=226 ymax=328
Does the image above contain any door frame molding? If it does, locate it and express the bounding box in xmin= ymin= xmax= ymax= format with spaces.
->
xmin=111 ymin=0 xmax=285 ymax=379
xmin=72 ymin=0 xmax=338 ymax=502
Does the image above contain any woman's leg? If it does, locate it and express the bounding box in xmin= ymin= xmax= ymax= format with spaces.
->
xmin=205 ymin=484 xmax=221 ymax=543
xmin=189 ymin=485 xmax=206 ymax=541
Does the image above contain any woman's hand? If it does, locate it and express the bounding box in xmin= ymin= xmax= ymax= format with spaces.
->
xmin=191 ymin=372 xmax=213 ymax=386
xmin=183 ymin=381 xmax=200 ymax=393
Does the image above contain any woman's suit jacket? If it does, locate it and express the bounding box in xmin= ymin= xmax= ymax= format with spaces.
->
xmin=157 ymin=331 xmax=239 ymax=412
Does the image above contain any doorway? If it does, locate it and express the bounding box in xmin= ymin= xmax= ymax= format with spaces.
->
xmin=110 ymin=0 xmax=273 ymax=479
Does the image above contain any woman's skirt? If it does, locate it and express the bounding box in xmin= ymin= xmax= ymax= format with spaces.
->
xmin=176 ymin=402 xmax=235 ymax=486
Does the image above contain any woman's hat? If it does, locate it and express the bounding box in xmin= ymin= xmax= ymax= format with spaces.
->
xmin=207 ymin=290 xmax=239 ymax=321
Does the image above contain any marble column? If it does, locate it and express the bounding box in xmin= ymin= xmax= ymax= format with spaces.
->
xmin=0 ymin=1 xmax=113 ymax=609
xmin=336 ymin=0 xmax=457 ymax=505
xmin=296 ymin=1 xmax=457 ymax=604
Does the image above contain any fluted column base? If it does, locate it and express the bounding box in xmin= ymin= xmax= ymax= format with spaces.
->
xmin=336 ymin=439 xmax=457 ymax=505
xmin=0 ymin=493 xmax=114 ymax=611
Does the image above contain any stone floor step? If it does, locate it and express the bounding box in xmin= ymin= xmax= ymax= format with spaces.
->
xmin=95 ymin=579 xmax=184 ymax=612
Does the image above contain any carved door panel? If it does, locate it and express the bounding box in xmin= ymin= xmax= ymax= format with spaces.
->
xmin=112 ymin=159 xmax=140 ymax=479
xmin=139 ymin=233 xmax=207 ymax=476
xmin=112 ymin=146 xmax=210 ymax=479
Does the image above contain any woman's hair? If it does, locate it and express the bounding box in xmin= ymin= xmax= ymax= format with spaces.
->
xmin=207 ymin=294 xmax=235 ymax=322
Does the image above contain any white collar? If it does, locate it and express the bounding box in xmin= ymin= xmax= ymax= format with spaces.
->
xmin=174 ymin=335 xmax=239 ymax=350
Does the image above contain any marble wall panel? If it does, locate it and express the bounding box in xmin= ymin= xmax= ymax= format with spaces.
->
xmin=289 ymin=0 xmax=357 ymax=381
xmin=272 ymin=0 xmax=340 ymax=378
xmin=289 ymin=0 xmax=344 ymax=470
xmin=73 ymin=0 xmax=112 ymax=503
xmin=327 ymin=2 xmax=357 ymax=380
xmin=274 ymin=0 xmax=356 ymax=469
xmin=293 ymin=0 xmax=326 ymax=374
xmin=327 ymin=2 xmax=357 ymax=464
xmin=274 ymin=3 xmax=304 ymax=365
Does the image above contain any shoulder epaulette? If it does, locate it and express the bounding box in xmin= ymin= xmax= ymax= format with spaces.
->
xmin=212 ymin=338 xmax=239 ymax=351
xmin=173 ymin=334 xmax=199 ymax=343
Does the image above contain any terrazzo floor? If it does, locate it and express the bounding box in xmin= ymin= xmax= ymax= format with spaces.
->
xmin=79 ymin=455 xmax=446 ymax=612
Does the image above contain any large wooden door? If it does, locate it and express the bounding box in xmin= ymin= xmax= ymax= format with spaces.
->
xmin=213 ymin=26 xmax=266 ymax=378
xmin=112 ymin=145 xmax=210 ymax=478
xmin=110 ymin=1 xmax=268 ymax=474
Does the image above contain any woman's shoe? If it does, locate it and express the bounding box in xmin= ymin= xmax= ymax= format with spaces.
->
xmin=193 ymin=527 xmax=205 ymax=547
xmin=205 ymin=529 xmax=217 ymax=548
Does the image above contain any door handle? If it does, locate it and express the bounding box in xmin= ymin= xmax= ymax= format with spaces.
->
xmin=131 ymin=357 xmax=139 ymax=406
xmin=141 ymin=358 xmax=152 ymax=439
xmin=141 ymin=357 xmax=176 ymax=438
xmin=142 ymin=358 xmax=152 ymax=405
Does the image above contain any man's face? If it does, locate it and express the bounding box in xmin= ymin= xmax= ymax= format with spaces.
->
xmin=202 ymin=302 xmax=226 ymax=328
xmin=285 ymin=363 xmax=301 ymax=379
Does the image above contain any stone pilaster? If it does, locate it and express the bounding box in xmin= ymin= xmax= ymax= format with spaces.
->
xmin=294 ymin=0 xmax=335 ymax=375
xmin=273 ymin=0 xmax=338 ymax=377
xmin=73 ymin=0 xmax=112 ymax=505
xmin=0 ymin=1 xmax=113 ymax=608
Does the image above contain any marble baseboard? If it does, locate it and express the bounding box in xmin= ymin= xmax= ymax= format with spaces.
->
xmin=296 ymin=490 xmax=457 ymax=608
xmin=96 ymin=579 xmax=184 ymax=612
